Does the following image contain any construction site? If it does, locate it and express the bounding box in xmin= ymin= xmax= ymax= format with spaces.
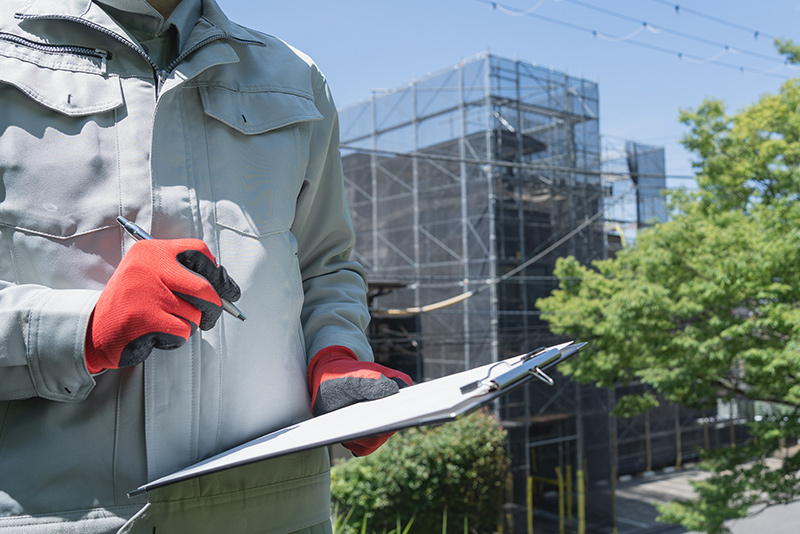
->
xmin=338 ymin=52 xmax=749 ymax=533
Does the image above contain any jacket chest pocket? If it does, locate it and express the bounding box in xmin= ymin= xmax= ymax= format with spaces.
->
xmin=199 ymin=87 xmax=322 ymax=239
xmin=0 ymin=52 xmax=123 ymax=240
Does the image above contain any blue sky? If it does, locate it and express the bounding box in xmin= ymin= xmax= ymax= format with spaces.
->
xmin=222 ymin=1 xmax=799 ymax=181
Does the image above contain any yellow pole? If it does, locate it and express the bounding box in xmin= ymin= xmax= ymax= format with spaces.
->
xmin=566 ymin=464 xmax=573 ymax=523
xmin=527 ymin=476 xmax=534 ymax=534
xmin=555 ymin=467 xmax=565 ymax=534
xmin=577 ymin=468 xmax=586 ymax=534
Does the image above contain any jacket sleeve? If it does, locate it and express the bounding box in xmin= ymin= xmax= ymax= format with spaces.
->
xmin=291 ymin=71 xmax=374 ymax=365
xmin=0 ymin=281 xmax=99 ymax=402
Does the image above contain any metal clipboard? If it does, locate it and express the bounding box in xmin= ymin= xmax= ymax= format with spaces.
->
xmin=130 ymin=341 xmax=586 ymax=496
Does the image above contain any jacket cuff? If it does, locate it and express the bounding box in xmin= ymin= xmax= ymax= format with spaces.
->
xmin=26 ymin=289 xmax=100 ymax=402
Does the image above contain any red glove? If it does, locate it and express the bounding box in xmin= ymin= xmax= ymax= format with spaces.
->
xmin=308 ymin=346 xmax=413 ymax=456
xmin=85 ymin=238 xmax=240 ymax=374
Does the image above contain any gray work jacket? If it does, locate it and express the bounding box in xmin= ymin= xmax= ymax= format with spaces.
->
xmin=0 ymin=0 xmax=372 ymax=532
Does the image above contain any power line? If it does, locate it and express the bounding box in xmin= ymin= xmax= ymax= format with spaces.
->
xmin=562 ymin=0 xmax=786 ymax=65
xmin=477 ymin=0 xmax=792 ymax=80
xmin=648 ymin=0 xmax=778 ymax=41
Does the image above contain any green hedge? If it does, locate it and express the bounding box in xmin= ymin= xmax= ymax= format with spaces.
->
xmin=330 ymin=409 xmax=510 ymax=534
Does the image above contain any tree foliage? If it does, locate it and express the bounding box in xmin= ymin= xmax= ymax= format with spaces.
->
xmin=330 ymin=410 xmax=509 ymax=534
xmin=536 ymin=57 xmax=800 ymax=531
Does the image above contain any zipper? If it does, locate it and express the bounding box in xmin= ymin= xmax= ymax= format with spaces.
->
xmin=15 ymin=13 xmax=159 ymax=76
xmin=0 ymin=31 xmax=110 ymax=69
xmin=154 ymin=34 xmax=229 ymax=95
xmin=16 ymin=13 xmax=164 ymax=96
xmin=13 ymin=13 xmax=265 ymax=95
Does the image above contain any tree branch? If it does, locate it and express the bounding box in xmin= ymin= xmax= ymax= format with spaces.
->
xmin=713 ymin=379 xmax=800 ymax=409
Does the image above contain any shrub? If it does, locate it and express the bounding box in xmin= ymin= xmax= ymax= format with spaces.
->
xmin=330 ymin=409 xmax=510 ymax=534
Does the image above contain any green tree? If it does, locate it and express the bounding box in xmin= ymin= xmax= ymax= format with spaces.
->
xmin=536 ymin=55 xmax=800 ymax=532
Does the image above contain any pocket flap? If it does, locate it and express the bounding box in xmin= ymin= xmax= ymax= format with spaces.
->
xmin=0 ymin=53 xmax=122 ymax=117
xmin=199 ymin=87 xmax=323 ymax=135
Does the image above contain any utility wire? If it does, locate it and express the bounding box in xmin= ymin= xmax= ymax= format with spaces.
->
xmin=563 ymin=0 xmax=785 ymax=65
xmin=649 ymin=0 xmax=778 ymax=41
xmin=478 ymin=0 xmax=791 ymax=79
xmin=493 ymin=0 xmax=548 ymax=16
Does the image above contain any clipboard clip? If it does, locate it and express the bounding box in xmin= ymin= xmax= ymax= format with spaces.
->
xmin=460 ymin=343 xmax=584 ymax=394
xmin=531 ymin=366 xmax=555 ymax=386
xmin=489 ymin=346 xmax=563 ymax=390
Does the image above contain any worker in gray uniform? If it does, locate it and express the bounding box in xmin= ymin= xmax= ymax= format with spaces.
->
xmin=0 ymin=0 xmax=411 ymax=532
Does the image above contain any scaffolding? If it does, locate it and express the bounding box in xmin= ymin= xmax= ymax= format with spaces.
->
xmin=338 ymin=53 xmax=732 ymax=533
xmin=340 ymin=53 xmax=602 ymax=379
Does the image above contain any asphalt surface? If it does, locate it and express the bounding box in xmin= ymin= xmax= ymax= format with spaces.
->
xmin=612 ymin=468 xmax=799 ymax=534
xmin=527 ymin=466 xmax=799 ymax=534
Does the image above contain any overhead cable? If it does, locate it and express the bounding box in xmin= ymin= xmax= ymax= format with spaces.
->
xmin=493 ymin=0 xmax=547 ymax=16
xmin=478 ymin=0 xmax=792 ymax=79
xmin=563 ymin=0 xmax=782 ymax=64
xmin=649 ymin=0 xmax=778 ymax=41
xmin=594 ymin=23 xmax=646 ymax=43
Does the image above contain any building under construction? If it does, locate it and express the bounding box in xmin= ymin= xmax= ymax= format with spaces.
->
xmin=338 ymin=53 xmax=746 ymax=533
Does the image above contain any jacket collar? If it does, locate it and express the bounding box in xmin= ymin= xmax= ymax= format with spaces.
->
xmin=16 ymin=0 xmax=94 ymax=19
xmin=12 ymin=0 xmax=152 ymax=44
xmin=198 ymin=0 xmax=268 ymax=45
xmin=9 ymin=0 xmax=265 ymax=88
xmin=8 ymin=0 xmax=132 ymax=46
xmin=15 ymin=0 xmax=268 ymax=46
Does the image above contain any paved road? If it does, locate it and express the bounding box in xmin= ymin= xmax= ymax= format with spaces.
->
xmin=611 ymin=468 xmax=799 ymax=534
xmin=724 ymin=501 xmax=800 ymax=534
xmin=525 ymin=466 xmax=798 ymax=534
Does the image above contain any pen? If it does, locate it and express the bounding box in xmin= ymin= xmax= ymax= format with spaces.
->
xmin=116 ymin=216 xmax=247 ymax=321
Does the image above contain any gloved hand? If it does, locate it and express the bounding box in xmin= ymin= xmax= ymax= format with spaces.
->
xmin=307 ymin=346 xmax=413 ymax=456
xmin=85 ymin=238 xmax=240 ymax=374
